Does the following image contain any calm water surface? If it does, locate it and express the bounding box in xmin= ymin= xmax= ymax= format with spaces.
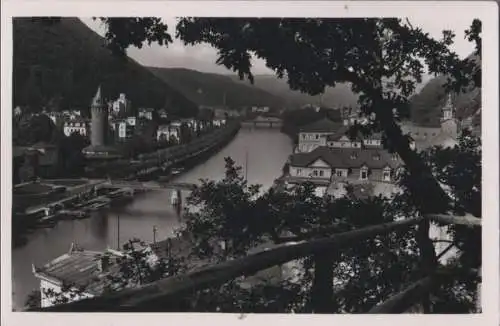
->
xmin=11 ymin=127 xmax=293 ymax=310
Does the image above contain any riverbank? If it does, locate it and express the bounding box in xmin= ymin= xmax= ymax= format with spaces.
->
xmin=12 ymin=128 xmax=293 ymax=311
xmin=85 ymin=121 xmax=241 ymax=180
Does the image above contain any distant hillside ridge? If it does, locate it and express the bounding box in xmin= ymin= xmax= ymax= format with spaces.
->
xmin=408 ymin=54 xmax=481 ymax=126
xmin=13 ymin=18 xmax=198 ymax=117
xmin=234 ymin=74 xmax=360 ymax=110
xmin=148 ymin=67 xmax=290 ymax=111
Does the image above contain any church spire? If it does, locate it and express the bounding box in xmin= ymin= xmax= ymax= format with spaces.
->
xmin=442 ymin=93 xmax=454 ymax=121
xmin=92 ymin=85 xmax=105 ymax=107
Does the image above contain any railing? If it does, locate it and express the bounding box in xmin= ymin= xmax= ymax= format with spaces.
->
xmin=35 ymin=213 xmax=481 ymax=313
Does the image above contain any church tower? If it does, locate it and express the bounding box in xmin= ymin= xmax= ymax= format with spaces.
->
xmin=441 ymin=93 xmax=455 ymax=122
xmin=90 ymin=85 xmax=108 ymax=147
xmin=440 ymin=93 xmax=458 ymax=140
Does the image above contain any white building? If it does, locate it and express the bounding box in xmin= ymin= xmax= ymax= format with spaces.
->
xmin=32 ymin=244 xmax=120 ymax=308
xmin=157 ymin=124 xmax=181 ymax=143
xmin=126 ymin=116 xmax=137 ymax=127
xmin=14 ymin=106 xmax=23 ymax=116
xmin=251 ymin=106 xmax=270 ymax=113
xmin=138 ymin=108 xmax=154 ymax=120
xmin=296 ymin=118 xmax=343 ymax=153
xmin=63 ymin=119 xmax=89 ymax=137
xmin=213 ymin=119 xmax=226 ymax=127
xmin=111 ymin=119 xmax=134 ymax=140
xmin=112 ymin=93 xmax=133 ymax=117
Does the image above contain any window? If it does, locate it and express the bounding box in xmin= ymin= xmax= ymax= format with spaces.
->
xmin=312 ymin=170 xmax=319 ymax=177
xmin=383 ymin=170 xmax=391 ymax=182
xmin=319 ymin=170 xmax=324 ymax=177
xmin=297 ymin=169 xmax=302 ymax=176
xmin=336 ymin=169 xmax=345 ymax=177
xmin=373 ymin=154 xmax=380 ymax=161
xmin=350 ymin=153 xmax=358 ymax=159
xmin=360 ymin=169 xmax=368 ymax=180
xmin=315 ymin=134 xmax=319 ymax=139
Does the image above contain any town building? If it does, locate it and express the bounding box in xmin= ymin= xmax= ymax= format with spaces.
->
xmin=399 ymin=93 xmax=466 ymax=152
xmin=58 ymin=110 xmax=82 ymax=121
xmin=45 ymin=111 xmax=66 ymax=128
xmin=138 ymin=108 xmax=154 ymax=120
xmin=213 ymin=118 xmax=226 ymax=127
xmin=111 ymin=119 xmax=134 ymax=141
xmin=326 ymin=124 xmax=383 ymax=149
xmin=111 ymin=93 xmax=133 ymax=118
xmin=288 ymin=146 xmax=402 ymax=185
xmin=296 ymin=118 xmax=343 ymax=153
xmin=157 ymin=109 xmax=168 ymax=119
xmin=251 ymin=106 xmax=270 ymax=113
xmin=32 ymin=244 xmax=125 ymax=308
xmin=63 ymin=118 xmax=89 ymax=137
xmin=157 ymin=123 xmax=181 ymax=143
xmin=82 ymin=86 xmax=122 ymax=159
xmin=14 ymin=106 xmax=23 ymax=117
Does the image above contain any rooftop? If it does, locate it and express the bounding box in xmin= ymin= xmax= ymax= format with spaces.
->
xmin=290 ymin=146 xmax=402 ymax=170
xmin=33 ymin=244 xmax=121 ymax=295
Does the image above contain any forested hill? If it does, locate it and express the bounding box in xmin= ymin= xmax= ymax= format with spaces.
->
xmin=232 ymin=74 xmax=360 ymax=109
xmin=148 ymin=67 xmax=288 ymax=111
xmin=13 ymin=18 xmax=198 ymax=117
xmin=409 ymin=54 xmax=481 ymax=126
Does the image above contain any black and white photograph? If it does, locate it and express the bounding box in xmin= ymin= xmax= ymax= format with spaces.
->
xmin=1 ymin=1 xmax=498 ymax=323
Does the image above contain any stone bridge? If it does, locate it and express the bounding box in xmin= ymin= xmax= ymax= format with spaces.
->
xmin=105 ymin=180 xmax=197 ymax=191
xmin=242 ymin=116 xmax=283 ymax=128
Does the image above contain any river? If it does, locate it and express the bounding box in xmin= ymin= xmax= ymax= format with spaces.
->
xmin=11 ymin=127 xmax=293 ymax=311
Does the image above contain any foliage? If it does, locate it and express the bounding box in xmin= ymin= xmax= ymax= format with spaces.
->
xmin=280 ymin=106 xmax=344 ymax=142
xmin=421 ymin=131 xmax=482 ymax=269
xmin=58 ymin=132 xmax=89 ymax=176
xmin=14 ymin=114 xmax=56 ymax=145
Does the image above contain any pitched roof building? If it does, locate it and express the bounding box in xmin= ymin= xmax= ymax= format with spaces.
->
xmin=32 ymin=244 xmax=123 ymax=308
xmin=288 ymin=146 xmax=402 ymax=184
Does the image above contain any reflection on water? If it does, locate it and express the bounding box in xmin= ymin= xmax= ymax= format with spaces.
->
xmin=90 ymin=211 xmax=108 ymax=242
xmin=11 ymin=128 xmax=293 ymax=310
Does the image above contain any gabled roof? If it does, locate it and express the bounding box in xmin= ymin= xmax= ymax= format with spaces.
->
xmin=299 ymin=118 xmax=343 ymax=133
xmin=33 ymin=245 xmax=122 ymax=295
xmin=290 ymin=146 xmax=402 ymax=170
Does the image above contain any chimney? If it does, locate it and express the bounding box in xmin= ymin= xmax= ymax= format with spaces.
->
xmin=97 ymin=255 xmax=110 ymax=273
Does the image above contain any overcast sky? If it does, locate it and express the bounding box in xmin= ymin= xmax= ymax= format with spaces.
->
xmin=81 ymin=16 xmax=477 ymax=75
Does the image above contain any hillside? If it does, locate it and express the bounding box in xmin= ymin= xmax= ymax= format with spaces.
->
xmin=148 ymin=67 xmax=289 ymax=111
xmin=13 ymin=18 xmax=198 ymax=117
xmin=409 ymin=54 xmax=481 ymax=126
xmin=233 ymin=75 xmax=360 ymax=109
